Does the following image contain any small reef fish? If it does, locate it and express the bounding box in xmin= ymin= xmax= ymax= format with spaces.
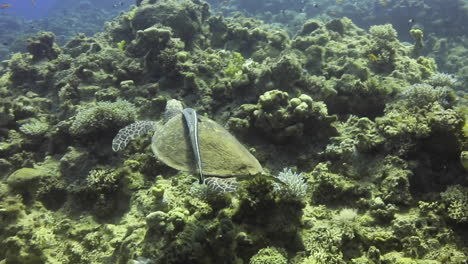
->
xmin=1 ymin=4 xmax=11 ymax=9
xmin=336 ymin=0 xmax=344 ymax=4
xmin=379 ymin=1 xmax=388 ymax=6
xmin=368 ymin=53 xmax=379 ymax=61
xmin=31 ymin=0 xmax=36 ymax=6
xmin=312 ymin=3 xmax=320 ymax=8
xmin=408 ymin=18 xmax=415 ymax=24
xmin=113 ymin=1 xmax=124 ymax=8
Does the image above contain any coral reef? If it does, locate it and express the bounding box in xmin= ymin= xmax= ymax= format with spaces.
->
xmin=0 ymin=1 xmax=467 ymax=264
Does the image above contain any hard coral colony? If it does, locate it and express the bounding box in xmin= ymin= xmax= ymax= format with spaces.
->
xmin=0 ymin=0 xmax=467 ymax=264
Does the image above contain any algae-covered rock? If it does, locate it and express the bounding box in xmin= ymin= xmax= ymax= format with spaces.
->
xmin=131 ymin=0 xmax=209 ymax=44
xmin=63 ymin=34 xmax=101 ymax=58
xmin=127 ymin=26 xmax=175 ymax=57
xmin=309 ymin=162 xmax=356 ymax=205
xmin=6 ymin=167 xmax=46 ymax=188
xmin=252 ymin=89 xmax=333 ymax=142
xmin=0 ymin=158 xmax=13 ymax=178
xmin=298 ymin=20 xmax=321 ymax=36
xmin=325 ymin=116 xmax=384 ymax=160
xmin=59 ymin=146 xmax=92 ymax=182
xmin=6 ymin=167 xmax=54 ymax=200
xmin=410 ymin=28 xmax=424 ymax=57
xmin=461 ymin=151 xmax=468 ymax=172
xmin=26 ymin=31 xmax=61 ymax=61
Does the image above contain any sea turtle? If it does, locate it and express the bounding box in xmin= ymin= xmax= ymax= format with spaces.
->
xmin=112 ymin=99 xmax=264 ymax=191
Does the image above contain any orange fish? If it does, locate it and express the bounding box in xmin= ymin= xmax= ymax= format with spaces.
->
xmin=1 ymin=3 xmax=11 ymax=9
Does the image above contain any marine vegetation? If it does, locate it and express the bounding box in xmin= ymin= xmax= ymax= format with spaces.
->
xmin=0 ymin=0 xmax=467 ymax=264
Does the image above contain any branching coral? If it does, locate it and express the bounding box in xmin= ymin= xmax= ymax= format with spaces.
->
xmin=250 ymin=247 xmax=288 ymax=264
xmin=223 ymin=51 xmax=245 ymax=78
xmin=301 ymin=222 xmax=346 ymax=264
xmin=19 ymin=119 xmax=49 ymax=137
xmin=325 ymin=116 xmax=384 ymax=160
xmin=427 ymin=73 xmax=458 ymax=88
xmin=400 ymin=83 xmax=454 ymax=108
xmin=441 ymin=185 xmax=468 ymax=223
xmin=273 ymin=168 xmax=308 ymax=200
xmin=70 ymin=100 xmax=137 ymax=136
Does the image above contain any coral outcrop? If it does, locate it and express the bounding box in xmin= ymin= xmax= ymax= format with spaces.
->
xmin=0 ymin=1 xmax=467 ymax=263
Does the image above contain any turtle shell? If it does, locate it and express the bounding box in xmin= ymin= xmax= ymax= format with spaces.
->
xmin=151 ymin=114 xmax=263 ymax=177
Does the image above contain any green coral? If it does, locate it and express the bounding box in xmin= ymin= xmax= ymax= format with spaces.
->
xmin=26 ymin=31 xmax=61 ymax=61
xmin=86 ymin=169 xmax=119 ymax=191
xmin=70 ymin=100 xmax=137 ymax=136
xmin=441 ymin=185 xmax=468 ymax=223
xmin=19 ymin=119 xmax=49 ymax=137
xmin=6 ymin=167 xmax=47 ymax=189
xmin=376 ymin=156 xmax=413 ymax=205
xmin=301 ymin=221 xmax=347 ymax=264
xmin=70 ymin=168 xmax=125 ymax=219
xmin=325 ymin=116 xmax=384 ymax=159
xmin=410 ymin=29 xmax=424 ymax=57
xmin=369 ymin=24 xmax=398 ymax=43
xmin=117 ymin=40 xmax=126 ymax=51
xmin=223 ymin=51 xmax=245 ymax=78
xmin=367 ymin=24 xmax=399 ymax=72
xmin=309 ymin=162 xmax=355 ymax=205
xmin=250 ymin=247 xmax=288 ymax=264
xmin=463 ymin=122 xmax=468 ymax=137
xmin=126 ymin=7 xmax=137 ymax=20
xmin=1 ymin=2 xmax=468 ymax=263
xmin=252 ymin=89 xmax=332 ymax=142
xmin=461 ymin=151 xmax=468 ymax=172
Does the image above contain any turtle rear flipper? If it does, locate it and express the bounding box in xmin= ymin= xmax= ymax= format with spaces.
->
xmin=112 ymin=121 xmax=158 ymax=152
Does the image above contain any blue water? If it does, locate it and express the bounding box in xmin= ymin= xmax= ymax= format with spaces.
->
xmin=0 ymin=0 xmax=58 ymax=19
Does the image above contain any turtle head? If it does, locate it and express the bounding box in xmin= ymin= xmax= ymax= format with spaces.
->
xmin=164 ymin=99 xmax=184 ymax=122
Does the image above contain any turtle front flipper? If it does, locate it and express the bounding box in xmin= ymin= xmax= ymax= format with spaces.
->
xmin=112 ymin=121 xmax=158 ymax=152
